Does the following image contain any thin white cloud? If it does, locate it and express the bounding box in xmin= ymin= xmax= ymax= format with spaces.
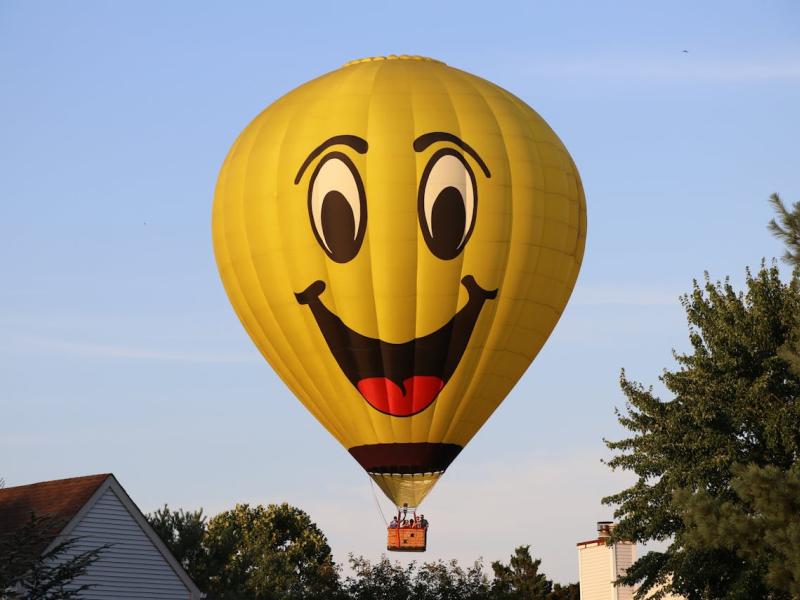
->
xmin=5 ymin=335 xmax=259 ymax=364
xmin=506 ymin=55 xmax=800 ymax=84
xmin=571 ymin=283 xmax=680 ymax=306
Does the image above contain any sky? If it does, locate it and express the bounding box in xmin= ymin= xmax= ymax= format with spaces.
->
xmin=2 ymin=0 xmax=799 ymax=584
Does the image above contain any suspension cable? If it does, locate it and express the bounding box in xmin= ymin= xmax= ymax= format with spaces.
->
xmin=368 ymin=476 xmax=389 ymax=526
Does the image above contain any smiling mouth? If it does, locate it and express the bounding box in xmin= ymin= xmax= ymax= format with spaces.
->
xmin=295 ymin=275 xmax=497 ymax=417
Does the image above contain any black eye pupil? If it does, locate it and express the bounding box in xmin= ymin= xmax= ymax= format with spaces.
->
xmin=321 ymin=190 xmax=358 ymax=262
xmin=429 ymin=186 xmax=466 ymax=260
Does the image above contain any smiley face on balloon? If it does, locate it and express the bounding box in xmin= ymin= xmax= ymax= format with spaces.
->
xmin=213 ymin=56 xmax=586 ymax=508
xmin=293 ymin=129 xmax=498 ymax=419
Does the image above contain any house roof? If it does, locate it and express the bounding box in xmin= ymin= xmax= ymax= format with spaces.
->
xmin=0 ymin=473 xmax=202 ymax=598
xmin=0 ymin=473 xmax=110 ymax=541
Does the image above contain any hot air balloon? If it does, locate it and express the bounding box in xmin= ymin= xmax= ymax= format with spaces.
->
xmin=212 ymin=55 xmax=586 ymax=551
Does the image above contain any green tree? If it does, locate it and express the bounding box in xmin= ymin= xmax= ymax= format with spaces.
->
xmin=490 ymin=546 xmax=551 ymax=600
xmin=667 ymin=194 xmax=800 ymax=598
xmin=603 ymin=264 xmax=800 ymax=599
xmin=203 ymin=503 xmax=340 ymax=600
xmin=0 ymin=511 xmax=106 ymax=600
xmin=412 ymin=559 xmax=491 ymax=600
xmin=343 ymin=550 xmax=573 ymax=600
xmin=547 ymin=583 xmax=579 ymax=600
xmin=344 ymin=555 xmax=491 ymax=600
xmin=343 ymin=555 xmax=416 ymax=600
xmin=146 ymin=505 xmax=207 ymax=588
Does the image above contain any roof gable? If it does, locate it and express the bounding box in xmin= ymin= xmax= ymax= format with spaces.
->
xmin=58 ymin=484 xmax=201 ymax=599
xmin=54 ymin=475 xmax=202 ymax=599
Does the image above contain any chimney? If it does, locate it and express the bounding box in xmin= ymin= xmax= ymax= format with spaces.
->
xmin=597 ymin=521 xmax=615 ymax=539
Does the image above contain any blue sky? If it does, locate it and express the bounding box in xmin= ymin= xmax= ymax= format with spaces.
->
xmin=2 ymin=0 xmax=799 ymax=583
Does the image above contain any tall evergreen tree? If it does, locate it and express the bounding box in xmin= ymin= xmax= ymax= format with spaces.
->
xmin=490 ymin=546 xmax=552 ymax=600
xmin=0 ymin=512 xmax=106 ymax=599
xmin=768 ymin=193 xmax=800 ymax=268
xmin=675 ymin=463 xmax=800 ymax=597
xmin=768 ymin=192 xmax=800 ymax=375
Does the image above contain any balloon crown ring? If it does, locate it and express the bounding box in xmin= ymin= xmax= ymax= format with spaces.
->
xmin=343 ymin=55 xmax=445 ymax=67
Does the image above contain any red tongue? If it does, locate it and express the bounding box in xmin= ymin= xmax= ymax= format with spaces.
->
xmin=357 ymin=376 xmax=445 ymax=417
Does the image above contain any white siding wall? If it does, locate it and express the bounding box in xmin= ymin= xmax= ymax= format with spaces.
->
xmin=579 ymin=541 xmax=637 ymax=600
xmin=59 ymin=488 xmax=191 ymax=600
xmin=614 ymin=543 xmax=636 ymax=600
xmin=579 ymin=543 xmax=613 ymax=600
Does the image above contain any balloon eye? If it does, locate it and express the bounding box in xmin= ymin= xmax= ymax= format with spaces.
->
xmin=418 ymin=149 xmax=477 ymax=260
xmin=308 ymin=153 xmax=367 ymax=263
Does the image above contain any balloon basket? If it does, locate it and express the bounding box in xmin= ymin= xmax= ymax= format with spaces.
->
xmin=386 ymin=509 xmax=428 ymax=552
xmin=387 ymin=526 xmax=427 ymax=552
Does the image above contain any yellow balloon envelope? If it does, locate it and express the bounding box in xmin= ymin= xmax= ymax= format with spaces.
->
xmin=213 ymin=56 xmax=586 ymax=509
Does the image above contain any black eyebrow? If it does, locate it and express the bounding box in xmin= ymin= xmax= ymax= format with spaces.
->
xmin=413 ymin=132 xmax=491 ymax=178
xmin=294 ymin=135 xmax=368 ymax=184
